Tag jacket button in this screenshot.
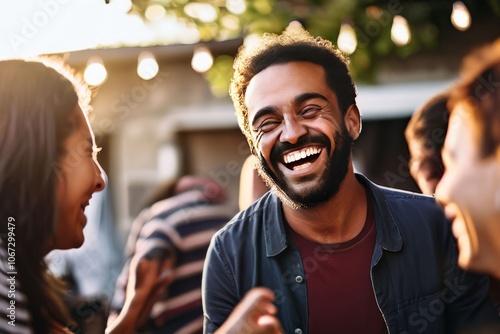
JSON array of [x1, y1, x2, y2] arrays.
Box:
[[294, 328, 303, 334], [295, 275, 303, 283]]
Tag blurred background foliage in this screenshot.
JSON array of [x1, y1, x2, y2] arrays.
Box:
[[130, 0, 500, 97]]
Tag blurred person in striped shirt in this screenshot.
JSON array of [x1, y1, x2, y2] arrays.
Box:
[[109, 175, 233, 334]]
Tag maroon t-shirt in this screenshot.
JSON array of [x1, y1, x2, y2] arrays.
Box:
[[289, 196, 387, 334]]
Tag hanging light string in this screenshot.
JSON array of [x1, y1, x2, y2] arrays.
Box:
[[86, 1, 473, 83]]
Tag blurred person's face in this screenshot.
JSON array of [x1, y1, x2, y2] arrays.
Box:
[[435, 104, 500, 278], [53, 106, 106, 250], [245, 62, 358, 208], [408, 142, 443, 195]]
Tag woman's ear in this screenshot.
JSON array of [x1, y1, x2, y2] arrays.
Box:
[[344, 104, 362, 140]]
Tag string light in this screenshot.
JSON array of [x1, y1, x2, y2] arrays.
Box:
[[451, 1, 471, 31], [226, 0, 246, 15], [337, 22, 357, 55], [145, 4, 166, 22], [184, 2, 218, 23], [191, 46, 213, 73], [391, 15, 411, 46], [137, 51, 159, 80], [81, 4, 475, 88], [84, 56, 107, 86]]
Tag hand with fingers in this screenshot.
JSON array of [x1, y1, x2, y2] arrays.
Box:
[[216, 287, 284, 334], [105, 253, 175, 334]]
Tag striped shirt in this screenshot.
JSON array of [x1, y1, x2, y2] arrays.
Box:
[[111, 187, 233, 334]]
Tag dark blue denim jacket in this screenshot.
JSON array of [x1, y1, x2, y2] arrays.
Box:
[[202, 174, 498, 333]]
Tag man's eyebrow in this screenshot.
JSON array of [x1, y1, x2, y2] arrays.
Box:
[[250, 92, 328, 127], [293, 92, 328, 106]]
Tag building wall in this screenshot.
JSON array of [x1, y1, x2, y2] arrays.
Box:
[[71, 52, 243, 241]]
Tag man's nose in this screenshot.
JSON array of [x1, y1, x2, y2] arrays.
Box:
[[279, 116, 307, 144]]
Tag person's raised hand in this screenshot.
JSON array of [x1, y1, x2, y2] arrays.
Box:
[[216, 287, 284, 334], [106, 253, 175, 334], [126, 253, 175, 327]]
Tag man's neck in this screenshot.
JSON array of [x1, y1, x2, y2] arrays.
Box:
[[282, 171, 367, 244]]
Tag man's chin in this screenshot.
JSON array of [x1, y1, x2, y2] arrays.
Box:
[[257, 157, 338, 208], [273, 183, 332, 209]]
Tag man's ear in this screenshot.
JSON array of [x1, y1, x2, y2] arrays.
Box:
[[344, 104, 362, 140]]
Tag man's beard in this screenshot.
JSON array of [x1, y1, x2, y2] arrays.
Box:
[[256, 127, 353, 209]]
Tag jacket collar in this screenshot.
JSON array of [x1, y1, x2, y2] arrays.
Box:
[[262, 173, 403, 257], [262, 193, 289, 257], [356, 173, 403, 253]]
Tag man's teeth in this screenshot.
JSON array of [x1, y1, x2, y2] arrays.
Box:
[[283, 147, 321, 164], [293, 162, 311, 170]]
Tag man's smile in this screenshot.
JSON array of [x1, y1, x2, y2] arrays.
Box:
[[282, 145, 323, 170]]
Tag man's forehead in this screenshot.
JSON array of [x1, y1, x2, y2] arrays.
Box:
[[245, 62, 331, 112]]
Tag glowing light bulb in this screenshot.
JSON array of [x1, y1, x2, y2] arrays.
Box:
[[226, 0, 246, 15], [137, 51, 159, 80], [391, 15, 411, 46], [84, 56, 107, 86], [451, 1, 471, 31], [287, 20, 303, 31], [191, 46, 213, 73], [108, 0, 132, 13], [244, 33, 261, 47], [184, 3, 218, 23], [337, 22, 357, 55], [145, 4, 166, 22]]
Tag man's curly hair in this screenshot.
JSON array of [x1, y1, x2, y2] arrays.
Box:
[[229, 23, 357, 154]]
